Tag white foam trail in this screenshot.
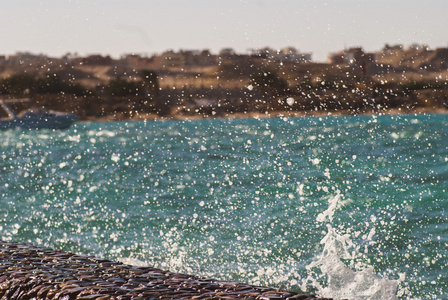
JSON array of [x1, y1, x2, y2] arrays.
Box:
[[316, 193, 349, 223], [304, 194, 401, 300], [118, 257, 149, 267]]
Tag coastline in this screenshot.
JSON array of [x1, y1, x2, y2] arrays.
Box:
[[81, 106, 448, 124], [0, 240, 330, 300]]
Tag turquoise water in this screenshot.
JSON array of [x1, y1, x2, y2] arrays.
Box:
[[1, 114, 448, 299]]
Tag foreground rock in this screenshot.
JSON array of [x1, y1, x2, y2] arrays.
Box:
[[0, 241, 330, 299]]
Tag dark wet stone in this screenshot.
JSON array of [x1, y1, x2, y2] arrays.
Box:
[[0, 240, 330, 300], [36, 285, 53, 298], [77, 294, 112, 300]]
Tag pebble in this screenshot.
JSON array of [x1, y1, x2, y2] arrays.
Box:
[[0, 240, 332, 299]]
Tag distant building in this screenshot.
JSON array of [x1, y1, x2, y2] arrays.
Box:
[[198, 49, 218, 66], [419, 47, 448, 70], [277, 47, 312, 62], [344, 47, 364, 64], [249, 47, 311, 62], [329, 47, 376, 65], [61, 53, 78, 65], [408, 43, 429, 51], [160, 49, 218, 68], [381, 44, 404, 56], [162, 50, 186, 67], [178, 49, 217, 66], [219, 48, 237, 61], [121, 54, 142, 67], [249, 47, 275, 59], [328, 47, 377, 76], [118, 53, 163, 69], [328, 50, 345, 64], [7, 52, 52, 66]]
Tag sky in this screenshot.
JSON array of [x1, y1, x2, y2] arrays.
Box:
[[2, 0, 448, 62]]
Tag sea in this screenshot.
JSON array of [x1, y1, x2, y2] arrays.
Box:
[[1, 113, 448, 299]]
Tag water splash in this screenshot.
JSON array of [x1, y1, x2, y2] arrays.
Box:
[[304, 193, 402, 300]]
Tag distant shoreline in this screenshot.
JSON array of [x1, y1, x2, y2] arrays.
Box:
[[2, 46, 448, 124], [80, 106, 448, 123]]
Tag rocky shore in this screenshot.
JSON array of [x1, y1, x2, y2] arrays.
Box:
[[0, 241, 330, 300]]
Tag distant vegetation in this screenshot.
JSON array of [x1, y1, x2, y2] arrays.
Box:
[[0, 73, 89, 96]]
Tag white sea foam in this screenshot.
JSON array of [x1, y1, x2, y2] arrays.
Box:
[[304, 194, 401, 300], [118, 257, 149, 267]]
